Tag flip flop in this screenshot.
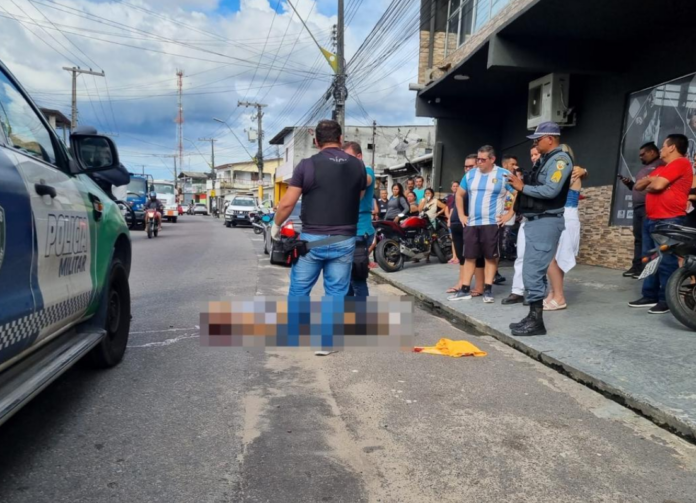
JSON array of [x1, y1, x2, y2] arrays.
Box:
[[471, 292, 483, 297], [446, 287, 460, 293], [544, 300, 567, 311]]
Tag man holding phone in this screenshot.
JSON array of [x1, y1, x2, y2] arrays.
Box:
[[619, 142, 664, 278]]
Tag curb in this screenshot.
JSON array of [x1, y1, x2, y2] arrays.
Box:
[[370, 269, 696, 443]]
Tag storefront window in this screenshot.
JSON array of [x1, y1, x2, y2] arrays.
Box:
[[612, 72, 696, 226]]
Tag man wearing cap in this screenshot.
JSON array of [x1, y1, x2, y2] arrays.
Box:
[[505, 122, 573, 336]]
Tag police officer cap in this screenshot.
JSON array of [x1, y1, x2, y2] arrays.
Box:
[[527, 121, 561, 140]]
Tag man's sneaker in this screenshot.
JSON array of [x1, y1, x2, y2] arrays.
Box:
[[493, 272, 506, 285], [628, 297, 658, 308], [623, 267, 639, 278], [502, 293, 524, 305], [648, 302, 670, 314], [448, 286, 471, 301], [483, 291, 494, 303]]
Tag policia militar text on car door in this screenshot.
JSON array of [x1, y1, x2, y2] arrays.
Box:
[[0, 60, 132, 426]]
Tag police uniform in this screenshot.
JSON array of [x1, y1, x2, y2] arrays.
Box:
[[511, 122, 573, 336]]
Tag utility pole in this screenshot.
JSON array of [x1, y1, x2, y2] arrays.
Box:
[[198, 137, 217, 211], [62, 67, 106, 132], [333, 0, 346, 132], [237, 101, 268, 202], [371, 119, 377, 167], [198, 138, 217, 173], [175, 70, 185, 183]]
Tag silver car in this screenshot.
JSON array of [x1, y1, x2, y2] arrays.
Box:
[[193, 203, 208, 215]]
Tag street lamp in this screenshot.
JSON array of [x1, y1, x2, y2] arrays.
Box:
[[213, 117, 264, 202]]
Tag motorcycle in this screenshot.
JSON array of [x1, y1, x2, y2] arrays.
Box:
[[252, 211, 274, 235], [146, 209, 159, 239], [374, 212, 453, 272], [641, 222, 696, 330]]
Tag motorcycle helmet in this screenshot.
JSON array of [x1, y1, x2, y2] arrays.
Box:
[[149, 191, 157, 201]]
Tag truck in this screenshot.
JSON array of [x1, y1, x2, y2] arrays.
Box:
[[125, 173, 153, 229], [152, 180, 179, 223]]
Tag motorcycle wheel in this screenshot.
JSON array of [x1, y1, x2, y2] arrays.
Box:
[[432, 242, 448, 264], [433, 230, 453, 264], [147, 223, 153, 239], [666, 266, 696, 331], [254, 225, 263, 235], [375, 238, 404, 273], [154, 228, 158, 237]]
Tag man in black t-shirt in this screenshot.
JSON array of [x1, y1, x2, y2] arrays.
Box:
[[272, 120, 367, 296]]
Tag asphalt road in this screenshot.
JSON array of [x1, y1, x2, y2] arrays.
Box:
[[0, 216, 695, 503]]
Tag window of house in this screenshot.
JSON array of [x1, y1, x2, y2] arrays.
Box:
[[367, 143, 374, 151], [445, 0, 475, 56], [445, 0, 510, 56]]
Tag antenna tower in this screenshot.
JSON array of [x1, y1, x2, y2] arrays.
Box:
[[175, 69, 184, 175]]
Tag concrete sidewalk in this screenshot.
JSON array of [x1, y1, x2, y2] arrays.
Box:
[[372, 262, 696, 441]]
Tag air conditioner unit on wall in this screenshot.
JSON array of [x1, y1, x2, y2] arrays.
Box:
[[527, 73, 571, 129]]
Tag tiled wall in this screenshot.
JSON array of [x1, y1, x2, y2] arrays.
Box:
[[577, 185, 634, 270]]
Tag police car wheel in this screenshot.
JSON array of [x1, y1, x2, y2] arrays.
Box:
[[87, 258, 131, 368]]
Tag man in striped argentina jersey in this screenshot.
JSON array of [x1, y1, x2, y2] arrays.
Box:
[[450, 145, 516, 303]]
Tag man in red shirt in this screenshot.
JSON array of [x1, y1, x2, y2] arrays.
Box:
[[628, 134, 693, 314]]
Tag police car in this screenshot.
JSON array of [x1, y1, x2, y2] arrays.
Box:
[[0, 61, 131, 426]]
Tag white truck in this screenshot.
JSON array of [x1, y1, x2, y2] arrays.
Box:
[[152, 180, 179, 223]]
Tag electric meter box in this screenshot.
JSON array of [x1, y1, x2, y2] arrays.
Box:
[[527, 73, 570, 129]]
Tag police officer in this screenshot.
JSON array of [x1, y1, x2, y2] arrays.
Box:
[[505, 122, 573, 336]]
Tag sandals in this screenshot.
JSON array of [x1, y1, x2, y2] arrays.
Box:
[[544, 299, 567, 311]]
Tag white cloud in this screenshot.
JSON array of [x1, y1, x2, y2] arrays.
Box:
[[0, 0, 426, 178]]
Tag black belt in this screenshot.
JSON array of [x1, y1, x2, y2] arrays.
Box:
[[525, 213, 564, 222]]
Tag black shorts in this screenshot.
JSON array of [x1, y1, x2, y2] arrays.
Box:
[[463, 224, 500, 260]]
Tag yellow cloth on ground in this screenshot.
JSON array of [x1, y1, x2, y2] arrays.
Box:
[[414, 338, 487, 358]]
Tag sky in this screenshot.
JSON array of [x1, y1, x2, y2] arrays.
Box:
[[0, 0, 428, 180]]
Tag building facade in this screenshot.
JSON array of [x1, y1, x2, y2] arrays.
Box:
[[214, 158, 280, 207], [269, 124, 436, 203], [416, 0, 696, 269], [178, 171, 209, 206]]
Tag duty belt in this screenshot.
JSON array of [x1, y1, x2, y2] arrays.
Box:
[[526, 213, 564, 222]]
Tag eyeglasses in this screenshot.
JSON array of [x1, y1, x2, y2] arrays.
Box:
[[476, 158, 489, 163]]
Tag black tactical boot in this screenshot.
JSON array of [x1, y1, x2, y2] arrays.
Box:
[[511, 301, 547, 336], [509, 310, 533, 330]]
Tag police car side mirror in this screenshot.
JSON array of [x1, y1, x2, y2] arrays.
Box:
[[70, 133, 120, 174]]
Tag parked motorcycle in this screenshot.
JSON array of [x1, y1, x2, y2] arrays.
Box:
[[374, 212, 452, 272], [641, 222, 696, 330], [146, 209, 159, 239]]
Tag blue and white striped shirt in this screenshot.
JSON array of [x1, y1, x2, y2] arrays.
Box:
[[460, 166, 513, 226]]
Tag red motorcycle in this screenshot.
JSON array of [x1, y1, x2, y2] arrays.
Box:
[[374, 212, 452, 272]]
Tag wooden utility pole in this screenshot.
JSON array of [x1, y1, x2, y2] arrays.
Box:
[[62, 67, 105, 131], [334, 0, 346, 132], [371, 120, 377, 167]]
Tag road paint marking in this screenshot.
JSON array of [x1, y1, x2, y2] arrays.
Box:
[[128, 334, 199, 348], [130, 327, 198, 335]]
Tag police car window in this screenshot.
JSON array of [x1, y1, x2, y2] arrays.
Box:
[[0, 71, 56, 165]]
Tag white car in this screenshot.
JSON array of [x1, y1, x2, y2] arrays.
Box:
[[193, 203, 208, 215], [225, 196, 258, 228]]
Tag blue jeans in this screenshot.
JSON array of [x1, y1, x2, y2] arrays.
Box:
[[348, 233, 374, 297], [289, 234, 357, 297], [641, 216, 683, 302]]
